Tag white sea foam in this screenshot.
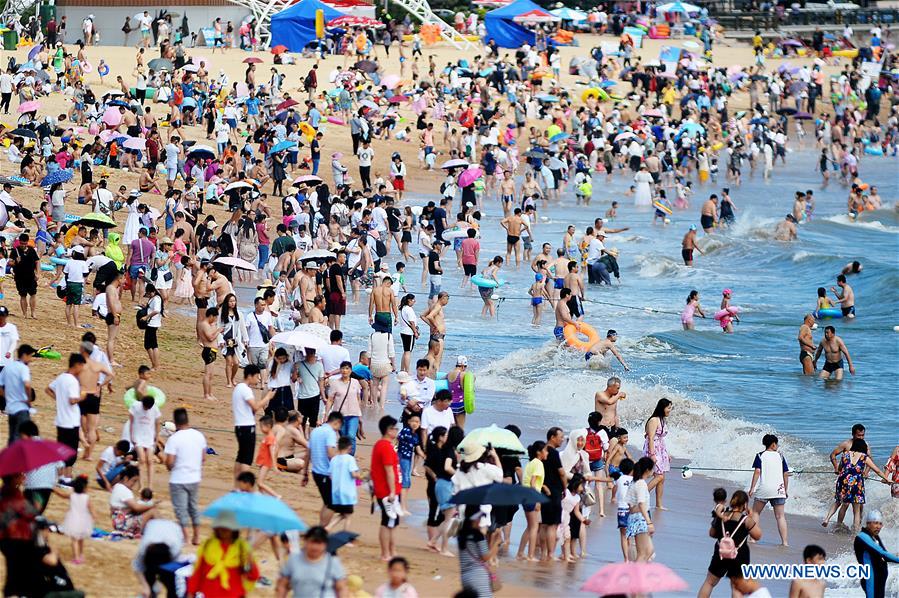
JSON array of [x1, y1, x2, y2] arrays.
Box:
[[822, 214, 899, 233]]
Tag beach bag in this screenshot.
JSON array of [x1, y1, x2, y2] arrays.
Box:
[[584, 429, 604, 463], [136, 306, 149, 330], [718, 517, 747, 560]]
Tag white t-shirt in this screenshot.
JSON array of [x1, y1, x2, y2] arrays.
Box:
[[615, 474, 633, 509], [586, 238, 605, 263], [398, 305, 417, 336], [626, 478, 650, 508], [110, 483, 135, 509], [371, 206, 388, 232], [231, 382, 256, 427], [164, 428, 207, 484], [164, 143, 179, 168], [421, 404, 454, 433], [98, 445, 124, 476], [63, 260, 90, 283], [357, 147, 374, 167], [368, 332, 395, 364], [51, 372, 81, 428], [87, 255, 113, 273], [147, 296, 163, 328], [752, 450, 789, 499], [318, 343, 350, 378], [267, 359, 293, 389], [0, 322, 19, 366], [129, 402, 161, 448], [245, 309, 273, 348], [139, 15, 152, 31]]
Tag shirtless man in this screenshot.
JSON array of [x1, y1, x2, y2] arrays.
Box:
[[593, 218, 629, 235], [700, 195, 719, 233], [369, 276, 398, 332], [797, 314, 817, 375], [78, 341, 114, 461], [197, 307, 223, 401], [840, 260, 863, 276], [830, 274, 855, 318], [500, 208, 528, 267], [813, 325, 855, 381], [775, 214, 798, 241], [791, 192, 806, 224], [275, 411, 307, 473], [553, 288, 580, 342], [563, 261, 585, 313], [499, 171, 516, 217], [594, 376, 627, 427], [420, 291, 449, 372], [122, 108, 138, 136], [104, 272, 123, 367], [681, 224, 703, 266], [548, 249, 570, 304], [192, 261, 213, 322], [307, 296, 327, 325], [562, 225, 579, 261], [210, 268, 233, 306], [585, 330, 630, 370], [295, 263, 318, 322], [788, 545, 827, 598]]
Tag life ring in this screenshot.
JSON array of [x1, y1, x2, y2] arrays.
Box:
[[299, 122, 315, 140], [863, 146, 883, 156], [123, 385, 167, 409], [581, 87, 601, 102], [81, 61, 93, 73], [40, 263, 55, 272], [814, 308, 843, 320], [653, 201, 672, 215], [462, 372, 476, 414], [470, 275, 504, 289], [713, 306, 741, 320], [98, 63, 110, 77], [49, 256, 69, 266], [563, 323, 599, 352], [327, 116, 345, 126]]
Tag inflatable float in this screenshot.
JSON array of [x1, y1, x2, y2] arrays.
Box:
[[471, 275, 505, 288], [326, 116, 345, 126], [814, 308, 843, 319], [463, 372, 475, 414], [863, 145, 883, 156], [713, 306, 741, 320], [563, 323, 599, 352], [35, 346, 62, 360], [653, 201, 673, 215], [831, 48, 858, 58], [123, 385, 167, 409]]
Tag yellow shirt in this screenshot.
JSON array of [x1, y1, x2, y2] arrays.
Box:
[[522, 458, 545, 490], [752, 35, 762, 48], [662, 87, 676, 106]]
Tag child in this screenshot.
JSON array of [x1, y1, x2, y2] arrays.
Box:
[[255, 415, 280, 498], [138, 487, 155, 508], [681, 290, 706, 331], [95, 439, 133, 490], [709, 157, 719, 183], [376, 557, 417, 598], [516, 440, 547, 562], [397, 413, 424, 515], [560, 474, 588, 562], [129, 394, 161, 490], [711, 487, 728, 523], [236, 471, 257, 492], [528, 274, 549, 326], [613, 458, 634, 561], [172, 255, 193, 304], [397, 372, 421, 418], [61, 475, 95, 565], [719, 288, 740, 333], [605, 201, 619, 221], [395, 262, 407, 294], [395, 127, 411, 142], [816, 287, 832, 311], [328, 436, 361, 532], [605, 428, 633, 502], [674, 178, 692, 209], [653, 190, 671, 224]]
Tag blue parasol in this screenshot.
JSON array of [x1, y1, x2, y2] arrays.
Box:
[[268, 140, 297, 156], [204, 492, 307, 534], [40, 169, 74, 187]]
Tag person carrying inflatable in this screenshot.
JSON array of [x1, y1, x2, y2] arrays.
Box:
[[554, 288, 582, 342]]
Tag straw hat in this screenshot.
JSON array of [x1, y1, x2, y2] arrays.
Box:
[[461, 443, 487, 463], [159, 236, 173, 245], [211, 510, 241, 531]]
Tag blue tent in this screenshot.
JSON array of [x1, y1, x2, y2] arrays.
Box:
[[484, 0, 544, 49], [270, 0, 345, 52]]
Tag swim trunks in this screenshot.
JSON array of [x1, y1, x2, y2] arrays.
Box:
[[531, 297, 543, 306], [195, 296, 209, 309], [105, 312, 117, 326], [506, 235, 520, 245], [841, 306, 855, 317], [799, 350, 813, 365], [553, 326, 565, 341], [823, 360, 844, 373], [501, 194, 513, 203], [201, 347, 218, 365], [430, 333, 445, 343], [700, 215, 714, 230], [617, 507, 629, 529], [682, 248, 693, 263], [373, 311, 392, 332], [584, 352, 595, 362], [554, 278, 564, 289]]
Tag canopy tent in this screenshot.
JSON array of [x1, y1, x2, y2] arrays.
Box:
[[270, 0, 346, 52], [484, 0, 551, 49]]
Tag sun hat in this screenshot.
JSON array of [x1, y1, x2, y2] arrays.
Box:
[[211, 510, 241, 531]]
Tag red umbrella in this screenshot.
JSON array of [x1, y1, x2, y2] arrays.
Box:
[[270, 45, 288, 55], [243, 57, 263, 64], [0, 439, 76, 476], [277, 99, 299, 111]]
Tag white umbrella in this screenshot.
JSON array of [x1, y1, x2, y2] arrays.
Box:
[[441, 158, 469, 169], [182, 63, 199, 73], [657, 1, 701, 13], [294, 323, 332, 341], [614, 132, 637, 143], [225, 181, 254, 192], [213, 256, 257, 271], [270, 330, 327, 351], [301, 248, 336, 260]]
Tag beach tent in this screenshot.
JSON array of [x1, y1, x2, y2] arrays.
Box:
[[270, 0, 345, 52], [484, 0, 552, 48]]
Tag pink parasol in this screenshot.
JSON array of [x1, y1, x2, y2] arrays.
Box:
[[458, 166, 483, 188], [642, 108, 666, 118], [328, 15, 384, 28], [581, 562, 688, 596], [101, 107, 123, 126], [99, 129, 126, 143], [0, 439, 76, 476], [381, 74, 401, 89], [123, 137, 146, 150], [17, 100, 41, 114]]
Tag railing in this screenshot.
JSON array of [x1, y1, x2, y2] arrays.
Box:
[[712, 8, 898, 31]]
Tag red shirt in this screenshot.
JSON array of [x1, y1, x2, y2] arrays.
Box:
[[460, 238, 479, 266], [370, 438, 399, 499]]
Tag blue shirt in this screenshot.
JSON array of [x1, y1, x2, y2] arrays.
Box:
[[397, 426, 419, 460], [0, 360, 31, 415], [329, 453, 359, 506], [245, 97, 260, 115], [309, 108, 322, 129], [310, 425, 338, 475]]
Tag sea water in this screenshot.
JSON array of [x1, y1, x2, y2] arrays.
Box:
[[337, 148, 898, 526]]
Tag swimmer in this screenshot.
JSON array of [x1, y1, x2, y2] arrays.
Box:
[[605, 201, 619, 220], [681, 290, 706, 330], [788, 545, 827, 598], [719, 289, 740, 333], [594, 376, 626, 427], [700, 195, 718, 233], [829, 274, 855, 318], [528, 274, 549, 326], [798, 314, 817, 375], [774, 213, 798, 242], [816, 287, 832, 311], [813, 325, 855, 381], [681, 225, 703, 267], [840, 260, 863, 276], [553, 288, 580, 342], [585, 330, 630, 371]]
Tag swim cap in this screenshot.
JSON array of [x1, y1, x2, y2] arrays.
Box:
[[722, 288, 732, 296], [689, 224, 697, 231], [535, 274, 544, 281], [865, 510, 883, 523]]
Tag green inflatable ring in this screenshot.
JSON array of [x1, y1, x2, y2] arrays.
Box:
[[463, 372, 476, 415], [123, 385, 167, 409], [36, 348, 62, 360]]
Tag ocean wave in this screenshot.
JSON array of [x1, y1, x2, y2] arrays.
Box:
[[633, 254, 698, 279], [821, 214, 899, 234]]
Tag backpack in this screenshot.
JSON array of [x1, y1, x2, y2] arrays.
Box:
[[718, 517, 747, 560], [375, 238, 388, 258], [584, 429, 604, 463], [136, 306, 149, 330]]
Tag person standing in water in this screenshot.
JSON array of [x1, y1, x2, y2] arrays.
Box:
[[584, 330, 630, 370], [700, 195, 718, 233], [814, 325, 855, 381], [681, 225, 703, 266], [798, 314, 817, 375], [830, 274, 856, 318], [682, 290, 706, 330]]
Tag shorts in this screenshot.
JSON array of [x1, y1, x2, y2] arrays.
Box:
[[65, 282, 83, 306], [523, 503, 537, 513], [56, 426, 80, 467], [297, 395, 321, 427], [331, 504, 354, 515], [682, 248, 694, 263], [234, 425, 256, 465], [453, 238, 463, 252], [553, 326, 565, 341], [584, 351, 595, 362], [823, 360, 844, 373], [626, 511, 648, 537], [248, 346, 268, 369], [312, 472, 332, 508], [401, 231, 412, 243], [327, 291, 346, 316], [701, 215, 714, 230], [393, 177, 405, 191], [400, 333, 415, 353], [462, 264, 476, 277], [377, 497, 400, 527], [478, 286, 493, 301], [435, 478, 454, 511], [428, 278, 441, 299], [506, 235, 520, 246], [501, 194, 513, 204], [523, 238, 533, 251], [195, 297, 209, 309], [841, 305, 855, 317], [79, 393, 101, 415], [554, 278, 564, 289], [166, 167, 177, 181], [129, 265, 146, 280], [708, 552, 748, 579], [540, 496, 562, 525], [15, 277, 37, 297], [144, 327, 159, 350], [617, 507, 629, 529], [590, 459, 605, 472], [201, 347, 218, 365], [450, 400, 465, 416], [754, 496, 786, 507]]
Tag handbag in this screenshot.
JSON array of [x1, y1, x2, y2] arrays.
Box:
[[252, 313, 271, 344], [136, 306, 149, 329], [581, 488, 597, 507]]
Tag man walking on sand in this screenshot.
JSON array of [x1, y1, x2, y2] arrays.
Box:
[[369, 276, 398, 333], [197, 307, 223, 401], [164, 408, 207, 545], [371, 415, 401, 561]]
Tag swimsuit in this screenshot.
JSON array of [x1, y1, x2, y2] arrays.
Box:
[[553, 326, 565, 341], [841, 305, 855, 317], [506, 235, 520, 245], [531, 297, 542, 306], [373, 311, 392, 332], [584, 351, 595, 362], [700, 214, 715, 229], [501, 194, 513, 203], [799, 350, 814, 365], [554, 278, 564, 289], [823, 359, 844, 373], [430, 333, 445, 342]]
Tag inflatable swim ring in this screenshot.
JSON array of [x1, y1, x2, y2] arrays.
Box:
[[864, 146, 883, 156], [98, 63, 110, 77], [832, 48, 858, 58], [470, 275, 504, 289], [581, 88, 601, 102], [326, 116, 345, 126], [35, 347, 62, 360], [40, 263, 55, 271], [49, 256, 69, 266], [81, 61, 93, 73], [463, 372, 476, 414], [653, 201, 672, 215], [563, 323, 599, 352], [713, 306, 741, 320], [123, 385, 167, 409], [814, 308, 843, 319]]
